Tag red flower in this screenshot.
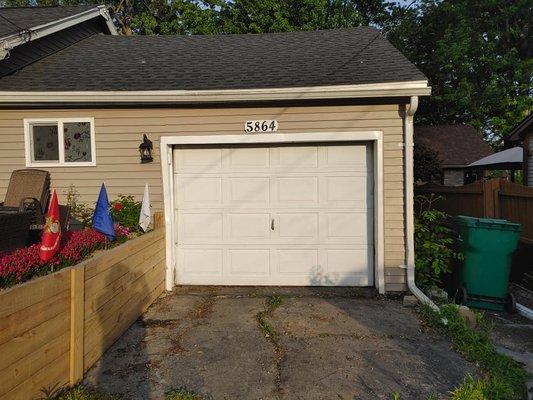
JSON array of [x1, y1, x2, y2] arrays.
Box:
[[0, 225, 129, 288], [113, 203, 123, 212]]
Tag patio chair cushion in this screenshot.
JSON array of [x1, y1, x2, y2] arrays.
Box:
[[3, 169, 50, 212]]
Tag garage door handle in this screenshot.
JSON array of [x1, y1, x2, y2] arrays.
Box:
[[271, 218, 275, 230]]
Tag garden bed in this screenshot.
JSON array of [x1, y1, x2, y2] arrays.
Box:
[[0, 226, 165, 400]]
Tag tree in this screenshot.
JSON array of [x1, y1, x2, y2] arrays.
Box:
[[414, 142, 442, 184], [216, 0, 395, 34], [388, 0, 532, 145]]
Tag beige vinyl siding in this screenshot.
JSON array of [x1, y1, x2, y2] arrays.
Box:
[[0, 103, 407, 291]]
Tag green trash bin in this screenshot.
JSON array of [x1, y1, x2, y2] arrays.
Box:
[[454, 215, 521, 312]]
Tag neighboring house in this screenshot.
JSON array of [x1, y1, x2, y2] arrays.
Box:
[[415, 124, 493, 186], [508, 113, 533, 186], [0, 6, 431, 293]]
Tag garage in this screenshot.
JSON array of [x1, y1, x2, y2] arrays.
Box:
[[167, 133, 381, 287]]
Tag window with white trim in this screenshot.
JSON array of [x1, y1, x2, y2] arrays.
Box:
[[24, 118, 96, 167]]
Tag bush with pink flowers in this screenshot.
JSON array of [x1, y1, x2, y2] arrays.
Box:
[[0, 225, 131, 289]]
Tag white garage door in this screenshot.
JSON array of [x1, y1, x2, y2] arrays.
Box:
[[173, 143, 374, 286]]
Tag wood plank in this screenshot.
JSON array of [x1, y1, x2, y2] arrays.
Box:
[[0, 269, 70, 319], [70, 268, 84, 384], [84, 257, 165, 336], [0, 350, 69, 400], [0, 310, 69, 372], [85, 246, 165, 319], [0, 289, 69, 346], [83, 229, 164, 280], [85, 242, 165, 310], [84, 279, 164, 371], [85, 239, 164, 300], [0, 332, 69, 396], [84, 261, 164, 353]]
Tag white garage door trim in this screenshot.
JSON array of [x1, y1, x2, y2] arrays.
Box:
[[161, 131, 385, 293]]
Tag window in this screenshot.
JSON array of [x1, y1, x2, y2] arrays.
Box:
[[24, 118, 96, 167]]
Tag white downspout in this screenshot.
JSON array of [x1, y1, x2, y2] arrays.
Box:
[[404, 96, 439, 311]]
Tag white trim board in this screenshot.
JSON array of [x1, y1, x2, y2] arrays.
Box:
[[160, 131, 385, 294], [0, 81, 431, 104], [0, 6, 117, 59]]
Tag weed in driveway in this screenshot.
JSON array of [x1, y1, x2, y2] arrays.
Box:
[[256, 295, 286, 395], [420, 303, 527, 399], [268, 295, 284, 308], [166, 387, 210, 400], [40, 385, 118, 400]]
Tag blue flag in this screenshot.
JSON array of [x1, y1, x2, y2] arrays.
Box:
[[92, 183, 116, 241]]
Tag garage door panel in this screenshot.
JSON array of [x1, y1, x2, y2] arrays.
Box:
[[276, 177, 318, 204], [179, 213, 223, 241], [324, 144, 370, 169], [323, 176, 372, 206], [326, 248, 372, 274], [180, 249, 223, 275], [228, 147, 270, 169], [277, 146, 319, 168], [174, 147, 223, 172], [324, 212, 372, 242], [177, 177, 222, 206], [277, 213, 318, 239], [229, 177, 270, 204], [229, 249, 270, 275], [277, 249, 319, 275], [228, 213, 271, 239]]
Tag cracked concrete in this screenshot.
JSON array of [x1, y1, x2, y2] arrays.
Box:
[[83, 287, 475, 399]]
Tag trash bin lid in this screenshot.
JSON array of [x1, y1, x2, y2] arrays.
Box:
[[455, 215, 521, 231]]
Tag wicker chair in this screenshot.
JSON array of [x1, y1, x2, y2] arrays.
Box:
[[0, 169, 51, 230], [0, 210, 32, 253]]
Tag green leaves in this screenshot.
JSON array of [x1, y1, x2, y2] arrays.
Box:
[[421, 304, 527, 400], [388, 0, 532, 145], [414, 195, 461, 290]]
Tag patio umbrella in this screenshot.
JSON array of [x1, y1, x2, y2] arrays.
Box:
[[466, 147, 523, 171]]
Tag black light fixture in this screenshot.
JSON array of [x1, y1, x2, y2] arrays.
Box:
[[139, 134, 153, 163]]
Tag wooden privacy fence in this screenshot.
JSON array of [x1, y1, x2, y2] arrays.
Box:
[[416, 179, 533, 244], [0, 224, 166, 400]]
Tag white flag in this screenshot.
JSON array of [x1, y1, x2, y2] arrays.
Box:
[[139, 183, 151, 232]]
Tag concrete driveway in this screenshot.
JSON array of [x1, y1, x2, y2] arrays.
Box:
[[84, 287, 474, 399]]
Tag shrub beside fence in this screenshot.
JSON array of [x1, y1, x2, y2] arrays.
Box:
[[416, 179, 533, 243], [0, 222, 165, 400]]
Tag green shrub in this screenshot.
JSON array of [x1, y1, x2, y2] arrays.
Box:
[[414, 195, 462, 289], [420, 304, 527, 400], [450, 375, 486, 400], [110, 194, 142, 231]]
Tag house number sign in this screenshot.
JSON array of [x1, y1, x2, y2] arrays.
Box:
[[244, 120, 278, 133]]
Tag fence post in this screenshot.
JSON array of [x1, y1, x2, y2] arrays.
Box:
[[493, 180, 501, 219], [482, 179, 501, 218], [153, 211, 164, 229], [70, 267, 85, 384]]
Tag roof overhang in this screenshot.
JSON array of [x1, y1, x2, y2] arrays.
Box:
[[465, 147, 523, 171], [0, 80, 431, 105], [0, 5, 117, 59]]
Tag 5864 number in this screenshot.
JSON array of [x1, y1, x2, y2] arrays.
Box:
[[244, 120, 278, 133]]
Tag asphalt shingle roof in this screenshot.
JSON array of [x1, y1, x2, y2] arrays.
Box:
[[415, 124, 494, 167], [0, 27, 427, 92], [0, 5, 96, 38]]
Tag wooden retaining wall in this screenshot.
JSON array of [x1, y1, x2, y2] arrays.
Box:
[[0, 227, 166, 400]]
